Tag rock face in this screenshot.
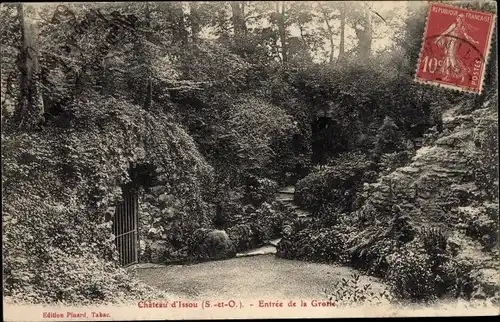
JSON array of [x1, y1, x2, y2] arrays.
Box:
[[358, 107, 494, 220], [356, 104, 499, 296]]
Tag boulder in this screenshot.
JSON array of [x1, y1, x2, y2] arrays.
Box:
[[190, 229, 236, 261]]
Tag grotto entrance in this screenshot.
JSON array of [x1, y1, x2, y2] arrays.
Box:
[[112, 163, 157, 267], [311, 117, 347, 165]]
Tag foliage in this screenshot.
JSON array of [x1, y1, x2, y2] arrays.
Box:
[[3, 0, 498, 305], [2, 94, 213, 303], [458, 204, 499, 250], [226, 201, 297, 253], [187, 229, 236, 261], [244, 176, 278, 206], [226, 224, 254, 253], [295, 152, 373, 211], [277, 227, 347, 263], [472, 119, 499, 201], [324, 273, 395, 307], [385, 243, 438, 303]]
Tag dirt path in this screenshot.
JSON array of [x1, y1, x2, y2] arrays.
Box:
[[130, 185, 387, 301], [130, 255, 386, 301]]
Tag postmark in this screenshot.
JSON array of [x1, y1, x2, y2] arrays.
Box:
[[415, 3, 496, 94]]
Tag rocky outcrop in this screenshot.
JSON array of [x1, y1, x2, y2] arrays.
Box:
[[358, 106, 495, 220], [356, 103, 499, 297]]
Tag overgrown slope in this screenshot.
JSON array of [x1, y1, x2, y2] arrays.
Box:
[[353, 100, 499, 298], [2, 94, 214, 304], [278, 98, 499, 303]]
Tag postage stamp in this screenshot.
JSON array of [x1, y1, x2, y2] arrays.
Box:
[[415, 3, 496, 94]]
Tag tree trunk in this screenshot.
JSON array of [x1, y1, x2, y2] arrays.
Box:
[[321, 11, 335, 64], [230, 2, 246, 37], [355, 15, 372, 60], [172, 3, 188, 45], [143, 2, 152, 111], [13, 3, 44, 129], [190, 1, 201, 41], [276, 1, 287, 63], [338, 6, 346, 61]]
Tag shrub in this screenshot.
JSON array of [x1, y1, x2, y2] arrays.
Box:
[[467, 205, 498, 250], [421, 227, 448, 262], [385, 245, 437, 302], [384, 228, 484, 302], [213, 200, 246, 229], [249, 202, 288, 245], [439, 258, 477, 300], [347, 236, 402, 278], [187, 229, 236, 261], [245, 176, 278, 206], [371, 116, 407, 162], [324, 273, 395, 307], [312, 203, 344, 227], [227, 224, 254, 252], [457, 204, 498, 249], [295, 152, 372, 212], [277, 227, 346, 263]]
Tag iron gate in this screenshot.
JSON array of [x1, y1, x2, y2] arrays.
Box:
[[113, 184, 139, 267]]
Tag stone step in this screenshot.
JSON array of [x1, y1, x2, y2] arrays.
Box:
[[399, 166, 420, 174], [267, 238, 281, 247], [236, 245, 277, 258], [277, 186, 295, 194], [296, 209, 311, 217], [276, 193, 294, 202]]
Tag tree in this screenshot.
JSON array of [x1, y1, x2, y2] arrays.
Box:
[[274, 1, 287, 63], [316, 1, 346, 63], [347, 2, 373, 60], [12, 3, 44, 130], [189, 1, 201, 41], [230, 1, 247, 37]]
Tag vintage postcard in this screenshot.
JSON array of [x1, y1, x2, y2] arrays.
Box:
[[2, 1, 498, 321]]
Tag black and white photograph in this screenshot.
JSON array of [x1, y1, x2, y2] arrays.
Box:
[[2, 1, 498, 320]]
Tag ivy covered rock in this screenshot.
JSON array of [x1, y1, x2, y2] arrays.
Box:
[[188, 229, 236, 261], [2, 95, 214, 303]]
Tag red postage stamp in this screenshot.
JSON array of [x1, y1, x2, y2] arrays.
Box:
[[415, 3, 496, 94]]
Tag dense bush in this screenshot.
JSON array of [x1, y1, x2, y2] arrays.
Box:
[[225, 201, 298, 253], [313, 203, 343, 227], [244, 176, 278, 206], [277, 227, 347, 263], [226, 224, 254, 253], [213, 199, 247, 229], [371, 116, 408, 161], [384, 227, 483, 302], [458, 204, 499, 250], [385, 244, 438, 303], [295, 152, 372, 211], [187, 228, 236, 261]]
